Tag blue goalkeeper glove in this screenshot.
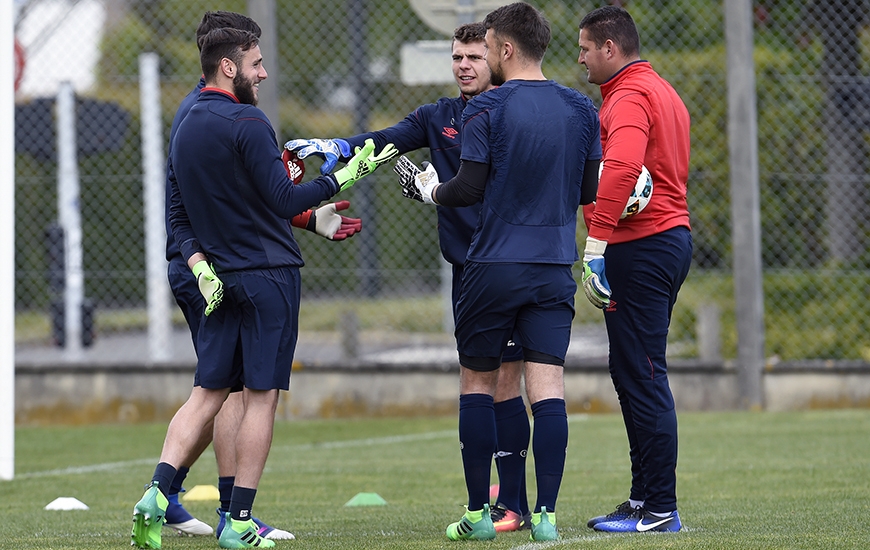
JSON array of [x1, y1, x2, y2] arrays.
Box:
[[284, 138, 352, 174], [332, 138, 398, 191], [192, 261, 223, 316], [581, 236, 611, 309]]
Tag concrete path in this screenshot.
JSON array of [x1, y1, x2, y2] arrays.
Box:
[[15, 325, 611, 369]]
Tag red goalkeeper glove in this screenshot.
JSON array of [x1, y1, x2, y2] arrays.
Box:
[[311, 201, 361, 240], [290, 201, 362, 241], [282, 148, 361, 240], [282, 149, 305, 184]]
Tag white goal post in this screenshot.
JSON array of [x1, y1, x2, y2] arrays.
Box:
[[2, 0, 17, 481]]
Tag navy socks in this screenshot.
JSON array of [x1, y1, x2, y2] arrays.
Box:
[[531, 398, 567, 513], [459, 393, 496, 510], [151, 462, 177, 498], [494, 396, 530, 515]]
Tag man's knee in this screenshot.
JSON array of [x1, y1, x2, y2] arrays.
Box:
[[494, 360, 524, 402]]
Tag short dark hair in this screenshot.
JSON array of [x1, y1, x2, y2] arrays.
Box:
[[196, 11, 261, 51], [453, 22, 486, 45], [483, 2, 550, 63], [578, 6, 640, 57], [200, 28, 259, 82]]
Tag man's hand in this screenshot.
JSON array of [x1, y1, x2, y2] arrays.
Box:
[[581, 236, 611, 309], [309, 200, 362, 241], [192, 261, 223, 316], [414, 162, 441, 205], [332, 139, 399, 191], [394, 155, 425, 202], [283, 138, 352, 174]]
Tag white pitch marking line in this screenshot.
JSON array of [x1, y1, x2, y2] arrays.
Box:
[[16, 458, 157, 479], [507, 533, 610, 550]]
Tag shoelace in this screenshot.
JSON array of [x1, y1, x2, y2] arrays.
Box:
[[490, 505, 510, 521], [606, 502, 638, 519], [625, 507, 647, 520]]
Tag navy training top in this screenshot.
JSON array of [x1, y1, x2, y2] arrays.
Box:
[[344, 95, 480, 266], [460, 80, 601, 264], [165, 77, 205, 262], [169, 88, 339, 272]]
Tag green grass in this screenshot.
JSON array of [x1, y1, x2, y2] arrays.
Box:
[[3, 410, 870, 548]]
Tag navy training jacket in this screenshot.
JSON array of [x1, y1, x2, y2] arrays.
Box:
[[169, 88, 339, 272]]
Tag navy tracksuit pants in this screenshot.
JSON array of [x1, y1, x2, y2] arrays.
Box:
[[602, 226, 692, 513]]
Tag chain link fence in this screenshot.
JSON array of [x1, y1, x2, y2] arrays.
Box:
[[13, 0, 870, 364]]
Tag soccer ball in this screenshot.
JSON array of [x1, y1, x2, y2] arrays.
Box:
[[598, 162, 653, 219]]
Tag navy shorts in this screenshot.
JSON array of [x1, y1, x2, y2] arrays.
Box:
[[169, 257, 244, 392], [168, 257, 203, 347], [454, 262, 576, 371], [452, 263, 524, 363], [194, 266, 301, 391]]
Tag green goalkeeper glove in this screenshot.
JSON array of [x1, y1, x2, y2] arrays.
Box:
[[332, 138, 398, 191], [192, 261, 223, 316]]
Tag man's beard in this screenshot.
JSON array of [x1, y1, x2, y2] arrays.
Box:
[[489, 61, 505, 86], [233, 73, 258, 105]]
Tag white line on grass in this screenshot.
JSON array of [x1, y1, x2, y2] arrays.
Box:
[[16, 414, 591, 479], [272, 415, 588, 453], [507, 533, 607, 549], [270, 429, 456, 453], [16, 458, 157, 479]]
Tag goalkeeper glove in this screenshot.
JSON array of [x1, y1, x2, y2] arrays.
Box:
[[414, 162, 441, 205], [394, 155, 425, 202], [191, 261, 224, 316], [581, 236, 611, 309], [284, 138, 352, 174], [332, 138, 399, 191], [281, 148, 305, 184], [308, 200, 362, 241]]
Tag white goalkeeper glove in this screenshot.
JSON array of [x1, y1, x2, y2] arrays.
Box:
[[394, 155, 425, 202], [414, 162, 441, 205]]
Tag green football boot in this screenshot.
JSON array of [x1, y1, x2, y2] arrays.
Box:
[[217, 513, 276, 548], [131, 481, 169, 549], [529, 507, 558, 541], [446, 503, 496, 541]]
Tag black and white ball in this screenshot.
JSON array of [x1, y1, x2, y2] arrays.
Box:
[[599, 162, 653, 219]]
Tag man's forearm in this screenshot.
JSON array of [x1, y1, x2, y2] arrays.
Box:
[[433, 160, 489, 206]]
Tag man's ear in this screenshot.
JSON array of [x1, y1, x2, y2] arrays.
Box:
[[502, 40, 514, 61], [220, 57, 236, 79], [603, 39, 616, 58]]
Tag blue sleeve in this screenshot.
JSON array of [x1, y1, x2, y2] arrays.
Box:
[[167, 154, 202, 262], [344, 105, 433, 156], [589, 115, 602, 160], [459, 108, 490, 164], [234, 112, 339, 219]]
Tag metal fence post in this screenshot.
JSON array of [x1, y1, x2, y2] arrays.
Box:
[[725, 0, 765, 410], [139, 52, 171, 363]]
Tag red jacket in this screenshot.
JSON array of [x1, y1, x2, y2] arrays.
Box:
[[585, 61, 691, 244]]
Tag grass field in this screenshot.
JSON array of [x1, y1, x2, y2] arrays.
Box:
[[2, 410, 869, 549]]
